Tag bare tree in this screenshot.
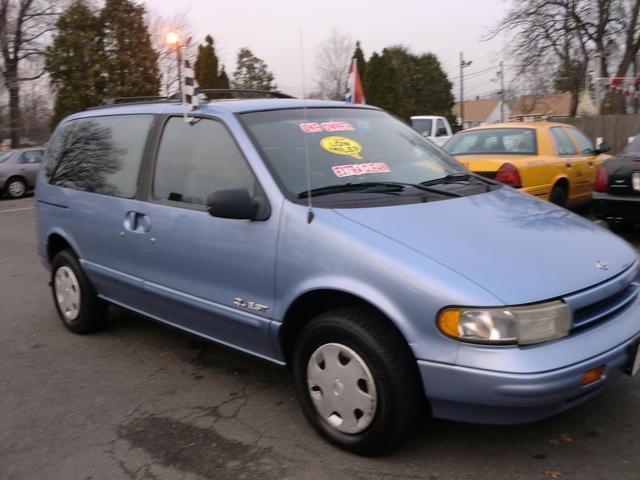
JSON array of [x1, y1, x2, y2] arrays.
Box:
[[495, 0, 640, 114], [0, 0, 60, 147], [490, 0, 589, 116], [508, 62, 557, 116], [313, 28, 353, 100], [20, 75, 50, 144]]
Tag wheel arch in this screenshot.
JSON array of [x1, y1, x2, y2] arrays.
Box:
[[551, 175, 570, 190], [46, 231, 81, 265], [278, 287, 414, 366]]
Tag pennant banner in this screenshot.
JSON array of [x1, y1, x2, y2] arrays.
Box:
[[598, 76, 640, 98]]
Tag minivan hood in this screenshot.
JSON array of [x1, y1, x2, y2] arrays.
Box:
[[335, 187, 637, 305]]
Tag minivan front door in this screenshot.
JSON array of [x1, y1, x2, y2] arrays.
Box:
[[135, 116, 279, 360]]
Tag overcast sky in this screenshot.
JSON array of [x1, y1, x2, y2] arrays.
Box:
[[144, 0, 510, 100]]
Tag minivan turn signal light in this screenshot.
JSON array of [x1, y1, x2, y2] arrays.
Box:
[[581, 366, 605, 385], [437, 300, 571, 345]]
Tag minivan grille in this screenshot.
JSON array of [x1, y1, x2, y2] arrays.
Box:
[[572, 284, 639, 331]]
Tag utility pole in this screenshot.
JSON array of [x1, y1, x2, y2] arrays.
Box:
[[459, 52, 472, 129], [498, 61, 506, 122]]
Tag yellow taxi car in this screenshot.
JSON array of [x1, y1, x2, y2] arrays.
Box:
[[443, 121, 610, 206]]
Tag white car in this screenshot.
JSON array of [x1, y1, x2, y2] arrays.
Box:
[[410, 116, 452, 147]]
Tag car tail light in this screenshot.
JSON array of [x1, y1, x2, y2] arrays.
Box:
[[494, 163, 522, 188], [594, 165, 609, 192]]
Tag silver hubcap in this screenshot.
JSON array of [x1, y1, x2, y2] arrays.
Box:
[[54, 266, 81, 321], [7, 180, 25, 197], [306, 343, 377, 434]]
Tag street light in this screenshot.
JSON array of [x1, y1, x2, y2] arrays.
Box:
[[166, 31, 179, 46], [166, 31, 182, 96]]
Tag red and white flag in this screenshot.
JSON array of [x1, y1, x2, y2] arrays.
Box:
[[346, 59, 366, 104]]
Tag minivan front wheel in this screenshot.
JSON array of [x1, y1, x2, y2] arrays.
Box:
[[292, 308, 423, 455], [51, 250, 106, 334]]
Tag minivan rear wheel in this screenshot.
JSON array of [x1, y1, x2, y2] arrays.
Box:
[[51, 250, 107, 334], [292, 308, 423, 455]]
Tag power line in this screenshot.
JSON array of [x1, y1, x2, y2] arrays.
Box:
[[450, 64, 499, 81]]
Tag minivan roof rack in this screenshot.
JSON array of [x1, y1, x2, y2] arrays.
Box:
[[102, 96, 177, 105], [88, 89, 295, 111], [197, 89, 295, 99]]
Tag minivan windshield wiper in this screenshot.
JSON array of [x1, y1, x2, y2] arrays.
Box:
[[420, 173, 473, 186], [297, 181, 464, 199]]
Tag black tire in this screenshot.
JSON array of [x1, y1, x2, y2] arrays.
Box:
[[292, 307, 423, 456], [549, 183, 568, 207], [4, 177, 27, 199], [50, 249, 107, 334]]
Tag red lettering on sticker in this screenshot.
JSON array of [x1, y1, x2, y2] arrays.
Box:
[[332, 162, 390, 178], [321, 121, 355, 132], [299, 122, 323, 133], [300, 121, 355, 133]]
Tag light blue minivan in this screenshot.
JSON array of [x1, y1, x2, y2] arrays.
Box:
[[36, 93, 640, 455]]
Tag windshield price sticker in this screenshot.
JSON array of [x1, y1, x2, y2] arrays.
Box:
[[299, 122, 355, 134], [320, 136, 363, 160], [332, 162, 391, 178]]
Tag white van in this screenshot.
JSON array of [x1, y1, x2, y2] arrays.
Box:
[[410, 115, 452, 146]]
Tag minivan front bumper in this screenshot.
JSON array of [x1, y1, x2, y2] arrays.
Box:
[[418, 333, 638, 424]]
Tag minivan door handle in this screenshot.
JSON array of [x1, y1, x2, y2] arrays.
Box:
[[124, 211, 151, 233]]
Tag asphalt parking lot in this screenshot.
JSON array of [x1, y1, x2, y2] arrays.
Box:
[[1, 196, 639, 480]]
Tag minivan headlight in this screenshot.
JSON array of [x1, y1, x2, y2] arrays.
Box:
[[437, 300, 571, 345]]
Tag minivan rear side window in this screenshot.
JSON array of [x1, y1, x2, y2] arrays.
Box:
[[152, 117, 257, 206], [43, 115, 153, 198]]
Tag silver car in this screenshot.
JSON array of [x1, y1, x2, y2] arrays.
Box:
[[0, 148, 44, 198]]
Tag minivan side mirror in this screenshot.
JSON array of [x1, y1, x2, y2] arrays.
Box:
[[595, 143, 611, 155], [206, 188, 258, 220]]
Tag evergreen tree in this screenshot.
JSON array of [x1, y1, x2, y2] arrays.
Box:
[[232, 48, 277, 91], [352, 41, 367, 83], [364, 46, 453, 121], [364, 52, 404, 118], [219, 67, 230, 90], [195, 35, 220, 89], [45, 0, 104, 126], [100, 0, 160, 99], [412, 53, 454, 120]]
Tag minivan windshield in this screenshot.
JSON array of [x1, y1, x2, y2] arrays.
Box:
[[0, 151, 11, 164], [622, 135, 640, 157], [241, 108, 468, 200], [444, 128, 537, 156]]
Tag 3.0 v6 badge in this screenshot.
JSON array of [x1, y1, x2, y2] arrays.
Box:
[[233, 298, 269, 312]]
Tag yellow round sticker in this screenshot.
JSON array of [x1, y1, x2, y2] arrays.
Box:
[[320, 136, 363, 160]]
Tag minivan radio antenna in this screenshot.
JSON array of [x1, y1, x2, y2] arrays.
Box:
[[299, 27, 314, 224]]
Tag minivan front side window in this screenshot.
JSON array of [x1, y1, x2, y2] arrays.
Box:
[[43, 115, 153, 198], [152, 117, 258, 206]]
